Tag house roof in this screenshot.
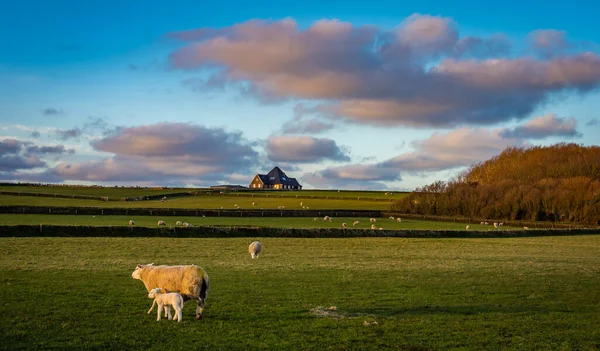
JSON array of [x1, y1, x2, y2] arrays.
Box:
[[256, 166, 301, 187]]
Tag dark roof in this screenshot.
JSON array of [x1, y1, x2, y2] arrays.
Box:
[[256, 166, 301, 187]]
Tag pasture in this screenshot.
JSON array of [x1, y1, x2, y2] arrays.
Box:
[[1, 236, 599, 350], [0, 214, 515, 231], [0, 194, 391, 210]]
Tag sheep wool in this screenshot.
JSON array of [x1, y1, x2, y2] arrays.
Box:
[[132, 264, 210, 320], [249, 241, 262, 259]]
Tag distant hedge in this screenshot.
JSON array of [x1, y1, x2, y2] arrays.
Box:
[[1, 225, 597, 238], [0, 205, 382, 218]]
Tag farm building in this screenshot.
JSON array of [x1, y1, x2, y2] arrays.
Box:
[[249, 166, 302, 190]]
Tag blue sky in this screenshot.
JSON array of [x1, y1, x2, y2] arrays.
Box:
[[1, 0, 599, 190]]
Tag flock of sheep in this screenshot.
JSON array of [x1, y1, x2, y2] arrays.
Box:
[[131, 241, 262, 323]]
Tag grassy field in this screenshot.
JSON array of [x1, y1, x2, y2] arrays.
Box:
[[0, 185, 191, 198], [1, 236, 599, 350], [0, 214, 517, 231], [0, 194, 391, 210]]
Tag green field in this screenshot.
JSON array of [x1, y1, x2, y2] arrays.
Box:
[[0, 185, 191, 198], [0, 214, 517, 231], [0, 194, 391, 210], [1, 236, 599, 350]]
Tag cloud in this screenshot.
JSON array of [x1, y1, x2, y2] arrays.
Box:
[[168, 16, 600, 128], [281, 116, 335, 134], [0, 139, 46, 172], [25, 144, 75, 155], [265, 135, 350, 163], [43, 108, 64, 116], [499, 114, 582, 139], [55, 128, 82, 140], [586, 118, 598, 126], [29, 122, 260, 183], [528, 30, 569, 57], [30, 130, 41, 138]]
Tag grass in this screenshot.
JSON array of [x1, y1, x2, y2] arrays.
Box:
[[1, 236, 599, 350], [0, 185, 191, 198], [0, 214, 518, 231], [0, 194, 391, 210]]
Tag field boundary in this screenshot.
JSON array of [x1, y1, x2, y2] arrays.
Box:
[[1, 225, 597, 238], [0, 205, 381, 218]]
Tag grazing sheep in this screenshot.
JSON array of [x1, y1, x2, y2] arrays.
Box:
[[493, 222, 499, 229], [323, 216, 330, 221], [369, 218, 377, 223], [182, 222, 193, 227], [175, 221, 182, 226], [132, 264, 210, 320], [252, 202, 257, 206], [480, 221, 485, 225], [371, 224, 377, 230], [249, 241, 262, 259], [313, 217, 318, 221], [129, 220, 135, 226], [523, 226, 529, 230], [466, 225, 470, 230], [148, 288, 184, 322], [396, 218, 402, 223], [353, 221, 360, 226], [157, 220, 167, 226], [300, 202, 303, 207], [499, 222, 504, 226], [389, 216, 395, 220], [342, 223, 347, 229]]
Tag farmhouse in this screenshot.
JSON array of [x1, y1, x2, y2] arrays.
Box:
[[249, 166, 302, 190]]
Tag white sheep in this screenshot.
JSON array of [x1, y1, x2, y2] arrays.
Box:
[[523, 226, 529, 230], [175, 221, 182, 226], [353, 221, 360, 226], [466, 225, 470, 230], [499, 222, 504, 226], [129, 220, 135, 226], [480, 221, 485, 225], [183, 222, 193, 227], [389, 216, 395, 220], [369, 218, 377, 223], [300, 202, 303, 207], [371, 224, 377, 230], [157, 220, 166, 226], [148, 288, 184, 322], [132, 264, 210, 320], [249, 241, 262, 259], [252, 202, 257, 206], [313, 217, 318, 221], [323, 216, 330, 221], [396, 218, 402, 223], [342, 223, 347, 228], [493, 222, 499, 229]]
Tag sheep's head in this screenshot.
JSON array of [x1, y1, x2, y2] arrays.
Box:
[[131, 263, 153, 280], [148, 288, 161, 298]]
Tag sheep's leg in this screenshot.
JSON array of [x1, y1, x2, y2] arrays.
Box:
[[176, 307, 182, 322], [157, 304, 163, 321], [196, 298, 205, 319], [166, 306, 172, 320], [148, 299, 156, 315]]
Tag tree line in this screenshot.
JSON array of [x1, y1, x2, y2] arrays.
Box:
[[391, 143, 600, 225]]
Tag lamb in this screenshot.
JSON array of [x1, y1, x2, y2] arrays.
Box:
[[353, 221, 360, 226], [132, 264, 210, 320], [157, 220, 167, 226], [147, 288, 184, 322], [249, 241, 262, 259]]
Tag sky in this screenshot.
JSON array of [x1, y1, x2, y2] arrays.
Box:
[[1, 0, 599, 190]]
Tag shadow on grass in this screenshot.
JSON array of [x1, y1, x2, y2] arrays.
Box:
[[343, 304, 574, 317]]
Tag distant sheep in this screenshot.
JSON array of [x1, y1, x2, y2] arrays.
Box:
[[313, 217, 318, 221], [252, 202, 257, 206], [493, 222, 499, 229], [300, 202, 303, 207], [183, 222, 193, 227], [129, 220, 135, 226], [396, 218, 402, 223], [323, 216, 330, 221], [132, 264, 210, 320], [148, 288, 184, 322], [249, 241, 262, 259], [369, 218, 377, 223], [342, 223, 347, 229], [389, 216, 395, 220], [175, 221, 182, 226], [371, 224, 377, 230], [466, 225, 470, 230], [353, 221, 360, 226], [157, 220, 166, 226], [523, 226, 529, 230]]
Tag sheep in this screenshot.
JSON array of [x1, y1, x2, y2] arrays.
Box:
[[183, 222, 193, 227], [523, 226, 529, 230], [480, 221, 485, 225], [252, 202, 257, 206], [389, 216, 395, 220], [132, 263, 210, 320], [157, 220, 167, 226], [493, 222, 499, 229], [249, 241, 262, 259], [371, 224, 377, 230], [323, 216, 330, 221], [175, 221, 182, 226], [353, 221, 360, 226], [369, 218, 377, 223], [499, 222, 504, 226], [466, 225, 470, 230], [147, 288, 184, 322], [129, 220, 135, 226], [396, 218, 402, 223], [342, 223, 347, 229], [300, 202, 303, 207], [313, 217, 318, 221]]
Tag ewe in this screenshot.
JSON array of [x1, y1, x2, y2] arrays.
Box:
[[175, 221, 182, 226], [369, 218, 377, 223], [129, 220, 135, 226], [353, 221, 360, 226], [396, 218, 402, 223], [132, 264, 210, 320], [249, 241, 262, 259], [342, 223, 348, 229], [157, 220, 167, 226], [148, 288, 184, 322]]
